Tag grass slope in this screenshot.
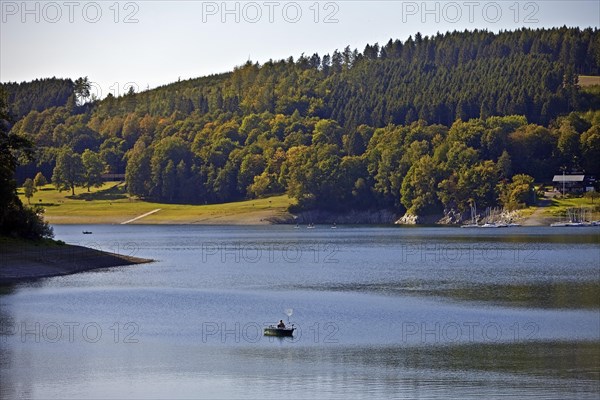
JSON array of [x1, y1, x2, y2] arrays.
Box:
[[543, 196, 600, 219], [578, 75, 600, 87], [18, 182, 295, 225]]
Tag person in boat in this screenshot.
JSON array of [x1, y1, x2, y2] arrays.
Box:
[[277, 320, 285, 328]]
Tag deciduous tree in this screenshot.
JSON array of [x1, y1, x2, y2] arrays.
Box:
[[52, 148, 85, 195]]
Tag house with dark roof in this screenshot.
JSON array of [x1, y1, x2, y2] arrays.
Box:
[[552, 174, 596, 194]]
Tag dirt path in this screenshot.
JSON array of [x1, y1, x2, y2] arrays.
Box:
[[120, 209, 162, 224], [521, 196, 553, 226]]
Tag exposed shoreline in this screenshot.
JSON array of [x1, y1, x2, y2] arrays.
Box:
[[43, 211, 551, 226], [0, 241, 153, 285], [24, 184, 577, 227]]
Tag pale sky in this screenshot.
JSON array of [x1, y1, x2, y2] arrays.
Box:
[[1, 1, 599, 98]]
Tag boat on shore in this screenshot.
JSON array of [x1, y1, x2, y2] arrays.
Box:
[[460, 204, 518, 228], [550, 222, 588, 227], [480, 222, 508, 228], [461, 202, 480, 228], [551, 207, 596, 227]]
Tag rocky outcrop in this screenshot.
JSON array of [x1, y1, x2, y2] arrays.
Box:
[[436, 208, 469, 225], [396, 208, 529, 226], [396, 208, 470, 225], [394, 213, 443, 225], [286, 207, 529, 226], [394, 213, 419, 225]]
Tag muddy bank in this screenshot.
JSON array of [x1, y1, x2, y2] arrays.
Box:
[[0, 241, 152, 284], [286, 209, 399, 225]]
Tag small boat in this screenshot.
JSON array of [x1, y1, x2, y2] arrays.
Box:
[[82, 231, 93, 234], [265, 310, 295, 337], [479, 220, 508, 228], [331, 223, 337, 229], [263, 324, 295, 337], [550, 222, 586, 227], [461, 202, 480, 228], [307, 223, 315, 229], [294, 224, 300, 229], [480, 223, 500, 228]]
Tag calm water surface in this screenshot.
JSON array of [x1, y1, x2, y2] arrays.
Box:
[[1, 225, 599, 399]]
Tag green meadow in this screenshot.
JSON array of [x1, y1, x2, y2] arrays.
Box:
[[18, 182, 294, 225]]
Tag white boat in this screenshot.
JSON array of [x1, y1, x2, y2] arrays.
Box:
[[551, 207, 595, 227], [480, 223, 506, 228], [461, 202, 480, 228], [479, 207, 509, 227]]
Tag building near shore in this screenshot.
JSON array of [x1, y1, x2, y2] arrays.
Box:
[[552, 174, 596, 194]]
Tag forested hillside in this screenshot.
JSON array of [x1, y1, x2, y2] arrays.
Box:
[[3, 27, 600, 217], [2, 78, 74, 120]]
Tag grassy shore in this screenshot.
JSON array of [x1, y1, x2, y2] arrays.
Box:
[[541, 195, 600, 219], [18, 182, 295, 225]]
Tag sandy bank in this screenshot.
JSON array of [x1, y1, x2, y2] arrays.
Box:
[[0, 241, 152, 284]]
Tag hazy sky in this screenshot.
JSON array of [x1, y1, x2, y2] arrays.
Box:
[[1, 1, 598, 98]]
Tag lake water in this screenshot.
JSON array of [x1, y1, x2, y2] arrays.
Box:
[[1, 225, 599, 399]]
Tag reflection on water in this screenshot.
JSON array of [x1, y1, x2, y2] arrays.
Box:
[[1, 225, 599, 399], [442, 281, 600, 309], [278, 281, 600, 309]]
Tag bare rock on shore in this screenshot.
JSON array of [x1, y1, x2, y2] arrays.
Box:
[[436, 209, 468, 225], [395, 213, 444, 225], [395, 214, 419, 225]]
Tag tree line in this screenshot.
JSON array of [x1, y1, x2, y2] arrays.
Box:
[[2, 27, 600, 218], [0, 88, 53, 239]]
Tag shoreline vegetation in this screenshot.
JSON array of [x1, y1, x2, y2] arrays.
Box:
[[0, 237, 153, 285], [4, 28, 598, 286], [17, 181, 599, 226], [5, 29, 600, 225], [4, 186, 597, 284]]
